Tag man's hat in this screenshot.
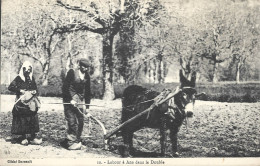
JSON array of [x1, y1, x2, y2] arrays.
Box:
[[78, 58, 90, 67]]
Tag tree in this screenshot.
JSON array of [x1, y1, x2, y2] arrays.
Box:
[[138, 21, 172, 83], [56, 0, 162, 100], [164, 2, 204, 79], [2, 0, 66, 85], [196, 1, 240, 83], [231, 5, 260, 83]]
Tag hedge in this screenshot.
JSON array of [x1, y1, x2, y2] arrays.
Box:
[[1, 82, 259, 103]]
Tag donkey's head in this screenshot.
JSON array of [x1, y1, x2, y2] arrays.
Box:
[[175, 70, 197, 118]]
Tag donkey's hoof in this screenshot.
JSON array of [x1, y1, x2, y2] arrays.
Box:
[[118, 145, 132, 157], [170, 152, 180, 157]]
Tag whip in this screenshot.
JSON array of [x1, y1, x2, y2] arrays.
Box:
[[42, 102, 109, 108]]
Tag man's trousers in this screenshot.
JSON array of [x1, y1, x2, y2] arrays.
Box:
[[64, 104, 84, 144]]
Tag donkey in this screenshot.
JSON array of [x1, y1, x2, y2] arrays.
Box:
[[120, 70, 199, 157]]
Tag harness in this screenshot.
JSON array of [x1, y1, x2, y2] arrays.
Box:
[[166, 86, 196, 132], [124, 86, 196, 122], [166, 97, 185, 121]]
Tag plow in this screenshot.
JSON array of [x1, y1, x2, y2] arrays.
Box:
[[64, 87, 181, 150], [43, 88, 181, 150], [39, 87, 181, 150]]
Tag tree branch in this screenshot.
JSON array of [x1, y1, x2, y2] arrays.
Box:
[[57, 0, 106, 27], [54, 23, 105, 34], [198, 52, 230, 63], [18, 52, 44, 68]]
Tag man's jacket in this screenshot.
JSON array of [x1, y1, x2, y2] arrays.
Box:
[[62, 69, 91, 108]]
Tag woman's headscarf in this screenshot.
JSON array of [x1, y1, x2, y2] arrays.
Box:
[[19, 61, 33, 81]]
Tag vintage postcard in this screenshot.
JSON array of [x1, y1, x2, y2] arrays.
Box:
[[1, 0, 260, 165]]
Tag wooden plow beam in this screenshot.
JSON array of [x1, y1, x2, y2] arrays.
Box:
[[104, 87, 180, 141]]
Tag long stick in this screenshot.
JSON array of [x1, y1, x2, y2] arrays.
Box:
[[43, 102, 107, 108], [104, 90, 180, 139], [14, 95, 25, 105], [43, 100, 155, 110]]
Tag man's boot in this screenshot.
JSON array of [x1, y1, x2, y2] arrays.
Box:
[[30, 133, 42, 145], [68, 142, 82, 150], [30, 138, 42, 145]]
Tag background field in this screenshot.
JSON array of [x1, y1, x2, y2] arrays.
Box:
[[0, 95, 259, 158]]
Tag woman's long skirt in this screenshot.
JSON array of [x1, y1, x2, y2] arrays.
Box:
[[11, 104, 39, 135]]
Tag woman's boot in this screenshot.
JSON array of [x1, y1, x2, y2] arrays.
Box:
[[21, 135, 29, 145]]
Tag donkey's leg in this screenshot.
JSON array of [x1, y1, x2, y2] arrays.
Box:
[[160, 117, 167, 157], [128, 133, 134, 154], [169, 128, 179, 157], [122, 131, 134, 157]]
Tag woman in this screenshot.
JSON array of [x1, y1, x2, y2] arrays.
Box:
[[8, 61, 42, 145]]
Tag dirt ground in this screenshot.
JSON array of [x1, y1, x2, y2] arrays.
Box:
[[0, 95, 260, 158]]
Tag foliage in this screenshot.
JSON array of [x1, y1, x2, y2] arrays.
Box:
[[1, 0, 260, 98], [1, 0, 68, 85]]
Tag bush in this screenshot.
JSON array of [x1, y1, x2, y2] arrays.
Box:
[[91, 83, 103, 99], [195, 83, 260, 103], [1, 82, 105, 99], [1, 82, 260, 103], [0, 85, 11, 95], [38, 85, 62, 97]]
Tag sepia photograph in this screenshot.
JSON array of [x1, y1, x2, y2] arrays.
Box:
[[1, 0, 260, 165]]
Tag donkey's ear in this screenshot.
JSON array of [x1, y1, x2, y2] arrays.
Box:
[[179, 69, 184, 82], [179, 69, 186, 83], [190, 71, 197, 87]]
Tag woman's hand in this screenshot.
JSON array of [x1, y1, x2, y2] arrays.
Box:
[[31, 90, 37, 95], [20, 89, 26, 95]]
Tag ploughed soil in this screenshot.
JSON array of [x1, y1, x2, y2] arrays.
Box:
[[0, 95, 260, 158]]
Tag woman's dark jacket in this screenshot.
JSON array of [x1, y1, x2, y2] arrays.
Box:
[[8, 76, 38, 116]]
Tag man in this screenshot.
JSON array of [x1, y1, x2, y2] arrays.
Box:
[[62, 58, 91, 150]]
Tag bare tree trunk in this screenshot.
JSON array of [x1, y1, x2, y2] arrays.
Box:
[[212, 62, 218, 83], [42, 37, 53, 86], [236, 60, 241, 83], [66, 34, 74, 70], [158, 59, 162, 83], [144, 61, 148, 82], [148, 61, 152, 83], [42, 59, 50, 86], [163, 61, 167, 83], [153, 59, 157, 83], [102, 32, 115, 100]]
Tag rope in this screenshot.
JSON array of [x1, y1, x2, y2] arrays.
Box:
[[42, 98, 155, 111], [43, 86, 182, 111]]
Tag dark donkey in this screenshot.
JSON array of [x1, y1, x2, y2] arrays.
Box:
[[121, 70, 199, 157]]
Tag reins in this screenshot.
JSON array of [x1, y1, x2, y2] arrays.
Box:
[[42, 87, 183, 111], [17, 86, 194, 114], [42, 100, 154, 111]]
